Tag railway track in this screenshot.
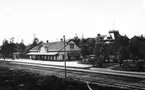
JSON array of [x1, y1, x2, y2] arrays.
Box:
[[1, 61, 145, 90], [7, 60, 145, 79]]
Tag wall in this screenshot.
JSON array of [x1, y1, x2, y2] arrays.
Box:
[[57, 52, 68, 60]]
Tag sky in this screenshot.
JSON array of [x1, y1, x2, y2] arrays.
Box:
[[0, 0, 145, 45]]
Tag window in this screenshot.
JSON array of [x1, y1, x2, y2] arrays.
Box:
[[70, 44, 74, 49], [40, 47, 46, 53]]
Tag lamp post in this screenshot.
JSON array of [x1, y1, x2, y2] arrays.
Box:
[[63, 35, 67, 80]]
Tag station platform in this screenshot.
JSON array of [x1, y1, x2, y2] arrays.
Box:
[[1, 58, 145, 79], [1, 59, 93, 69]]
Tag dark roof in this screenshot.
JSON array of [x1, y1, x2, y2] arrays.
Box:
[[30, 41, 67, 52], [109, 30, 119, 33], [45, 41, 66, 51]]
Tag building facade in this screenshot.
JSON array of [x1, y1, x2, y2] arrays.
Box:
[[27, 40, 81, 60]]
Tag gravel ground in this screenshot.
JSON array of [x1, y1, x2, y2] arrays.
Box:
[[0, 61, 129, 90]]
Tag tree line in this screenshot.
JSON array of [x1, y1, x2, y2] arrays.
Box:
[[0, 35, 96, 59], [0, 37, 40, 59], [1, 33, 145, 64]]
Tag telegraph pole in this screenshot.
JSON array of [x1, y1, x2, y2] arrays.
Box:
[[63, 35, 67, 81], [17, 42, 18, 59]]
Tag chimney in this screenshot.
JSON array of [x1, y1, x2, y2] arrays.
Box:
[[97, 34, 100, 36], [46, 40, 49, 43], [61, 38, 63, 42]]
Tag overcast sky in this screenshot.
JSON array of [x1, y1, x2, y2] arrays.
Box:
[[0, 0, 145, 45]]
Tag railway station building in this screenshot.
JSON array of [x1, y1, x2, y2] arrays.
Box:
[[27, 40, 81, 60]]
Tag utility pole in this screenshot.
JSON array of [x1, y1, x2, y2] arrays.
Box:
[[16, 42, 18, 59], [63, 35, 67, 81]]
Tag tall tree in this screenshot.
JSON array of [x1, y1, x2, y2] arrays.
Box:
[[73, 35, 81, 47], [80, 38, 88, 57], [1, 39, 9, 58], [23, 37, 39, 53], [1, 39, 16, 58]]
